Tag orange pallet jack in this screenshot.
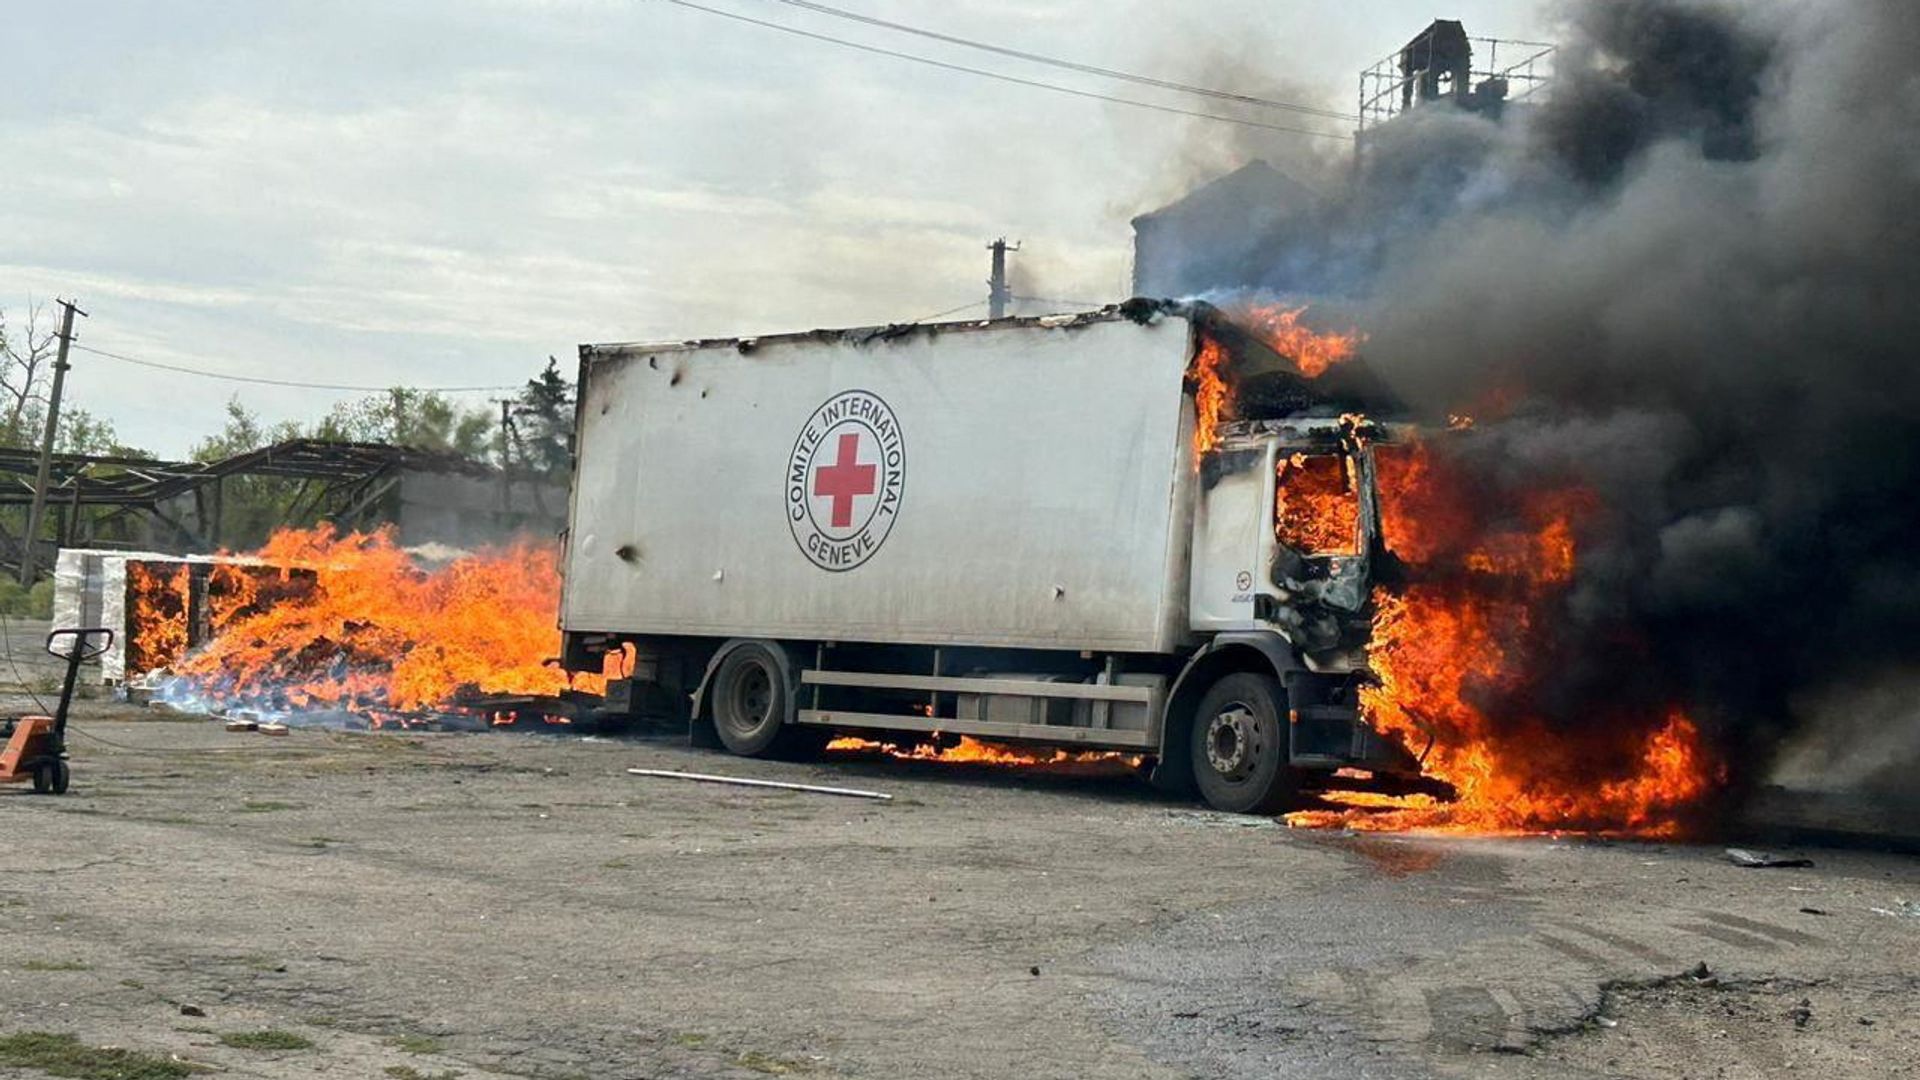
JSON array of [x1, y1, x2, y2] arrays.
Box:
[[0, 628, 112, 796]]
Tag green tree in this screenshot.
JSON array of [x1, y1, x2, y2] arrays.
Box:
[[191, 398, 300, 462], [511, 357, 574, 477], [58, 408, 138, 456], [187, 399, 305, 547], [315, 388, 493, 456]]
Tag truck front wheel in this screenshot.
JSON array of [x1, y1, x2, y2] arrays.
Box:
[[1190, 673, 1298, 814]]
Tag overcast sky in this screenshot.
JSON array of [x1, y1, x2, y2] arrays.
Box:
[[1, 1, 1548, 457]]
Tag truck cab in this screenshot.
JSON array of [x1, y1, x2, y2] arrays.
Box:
[[1176, 415, 1425, 811]]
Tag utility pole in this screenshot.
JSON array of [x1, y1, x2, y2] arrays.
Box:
[[20, 299, 86, 585], [987, 238, 1020, 319], [492, 397, 515, 516]]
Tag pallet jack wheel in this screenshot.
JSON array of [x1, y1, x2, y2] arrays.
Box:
[[50, 760, 69, 795], [31, 764, 52, 794]]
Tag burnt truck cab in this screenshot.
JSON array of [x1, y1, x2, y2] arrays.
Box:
[[1174, 413, 1427, 810]]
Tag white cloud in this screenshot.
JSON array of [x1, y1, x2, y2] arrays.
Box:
[[0, 0, 1548, 455]]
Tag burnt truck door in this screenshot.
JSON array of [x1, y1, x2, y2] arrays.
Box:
[[1266, 428, 1375, 664], [1268, 426, 1426, 777], [1188, 438, 1276, 632], [1188, 421, 1381, 653]]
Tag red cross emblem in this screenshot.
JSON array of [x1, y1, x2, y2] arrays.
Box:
[[812, 432, 877, 529], [787, 389, 906, 572]]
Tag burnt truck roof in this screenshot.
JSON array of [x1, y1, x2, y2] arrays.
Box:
[[579, 297, 1404, 417], [579, 297, 1185, 358]]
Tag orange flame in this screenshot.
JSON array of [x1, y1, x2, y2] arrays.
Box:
[[1189, 306, 1360, 457], [1275, 452, 1360, 555], [1190, 336, 1230, 455], [827, 735, 1139, 768], [167, 526, 600, 719], [1234, 304, 1362, 378], [1285, 437, 1718, 835], [126, 563, 191, 676]]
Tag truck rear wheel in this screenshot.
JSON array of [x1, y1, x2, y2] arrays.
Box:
[[1190, 673, 1298, 814], [707, 642, 831, 760]]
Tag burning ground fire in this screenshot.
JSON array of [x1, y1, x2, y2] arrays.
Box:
[[826, 735, 1138, 769], [1198, 303, 1720, 836], [144, 526, 602, 725]]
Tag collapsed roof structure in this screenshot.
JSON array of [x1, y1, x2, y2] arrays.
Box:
[[0, 439, 566, 573]]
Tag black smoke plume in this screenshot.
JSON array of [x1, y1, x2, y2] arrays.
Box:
[[1161, 0, 1920, 807]]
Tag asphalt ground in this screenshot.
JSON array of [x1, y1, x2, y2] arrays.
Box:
[[2, 708, 1917, 1079]]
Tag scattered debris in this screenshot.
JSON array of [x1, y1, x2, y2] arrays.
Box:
[[223, 719, 258, 733], [179, 1004, 206, 1017], [1798, 907, 1831, 916], [1725, 848, 1813, 869], [625, 768, 892, 801], [259, 722, 289, 737], [1163, 809, 1283, 829], [1868, 899, 1919, 920], [1789, 997, 1813, 1028]]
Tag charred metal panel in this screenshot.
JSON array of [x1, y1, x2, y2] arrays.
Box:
[[1189, 446, 1269, 633]]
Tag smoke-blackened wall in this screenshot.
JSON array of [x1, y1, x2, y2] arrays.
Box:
[[1154, 0, 1920, 799]]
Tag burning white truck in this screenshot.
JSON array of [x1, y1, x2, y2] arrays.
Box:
[[559, 299, 1429, 812]]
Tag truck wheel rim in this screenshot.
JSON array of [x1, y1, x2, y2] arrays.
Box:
[[727, 665, 774, 731], [1205, 705, 1260, 780]]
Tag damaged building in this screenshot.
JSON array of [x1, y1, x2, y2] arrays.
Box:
[[1132, 19, 1554, 301]]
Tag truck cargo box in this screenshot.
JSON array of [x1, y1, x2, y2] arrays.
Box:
[[564, 310, 1206, 653]]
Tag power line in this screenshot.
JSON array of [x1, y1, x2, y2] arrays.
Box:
[[71, 343, 519, 394], [660, 0, 1353, 142], [769, 0, 1358, 122]]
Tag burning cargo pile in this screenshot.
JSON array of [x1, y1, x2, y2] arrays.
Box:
[[52, 548, 314, 685], [59, 528, 601, 727]]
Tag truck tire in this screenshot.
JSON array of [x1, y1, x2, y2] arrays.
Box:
[[1190, 673, 1298, 814], [710, 642, 794, 758]]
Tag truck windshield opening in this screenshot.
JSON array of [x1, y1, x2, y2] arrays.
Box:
[[1275, 452, 1360, 556]]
